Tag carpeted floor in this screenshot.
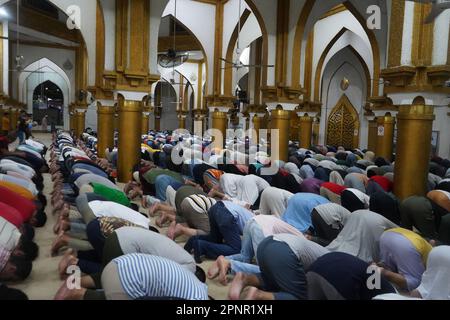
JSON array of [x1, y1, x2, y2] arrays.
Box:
[[9, 133, 231, 300]]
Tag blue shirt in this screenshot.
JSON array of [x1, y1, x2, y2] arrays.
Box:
[[222, 201, 254, 233]]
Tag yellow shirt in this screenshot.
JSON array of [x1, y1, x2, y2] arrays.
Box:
[[0, 180, 35, 200], [389, 227, 432, 265]]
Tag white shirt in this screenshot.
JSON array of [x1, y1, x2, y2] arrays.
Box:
[[88, 201, 149, 228]]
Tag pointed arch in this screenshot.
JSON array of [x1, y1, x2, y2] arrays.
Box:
[[326, 94, 360, 148], [223, 8, 252, 96], [294, 0, 381, 95], [19, 58, 71, 105]]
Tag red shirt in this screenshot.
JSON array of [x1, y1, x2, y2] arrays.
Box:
[[321, 182, 347, 195], [370, 176, 393, 192], [0, 185, 36, 221], [0, 202, 24, 227]]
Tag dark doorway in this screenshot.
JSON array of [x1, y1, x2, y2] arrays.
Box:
[[33, 80, 64, 127]]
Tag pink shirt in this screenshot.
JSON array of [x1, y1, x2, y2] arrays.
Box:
[[253, 215, 303, 237]]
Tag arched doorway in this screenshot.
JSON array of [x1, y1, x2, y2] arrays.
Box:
[[32, 81, 64, 127], [326, 94, 359, 149]]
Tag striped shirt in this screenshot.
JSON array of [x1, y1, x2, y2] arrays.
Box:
[[113, 254, 208, 300]]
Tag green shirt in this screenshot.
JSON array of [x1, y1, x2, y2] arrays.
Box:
[[142, 168, 183, 185], [91, 182, 131, 207]]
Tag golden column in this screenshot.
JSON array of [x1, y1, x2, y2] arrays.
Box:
[[9, 108, 17, 130], [367, 118, 378, 152], [394, 99, 435, 200], [177, 113, 186, 129], [154, 107, 162, 131], [117, 100, 143, 182], [211, 109, 228, 149], [270, 106, 291, 161], [0, 107, 3, 131], [97, 104, 115, 158], [252, 114, 265, 144], [142, 112, 150, 134], [74, 110, 86, 137], [113, 113, 119, 131], [298, 114, 313, 149], [376, 113, 396, 161]]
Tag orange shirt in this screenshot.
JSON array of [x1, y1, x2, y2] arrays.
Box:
[[0, 180, 35, 200]]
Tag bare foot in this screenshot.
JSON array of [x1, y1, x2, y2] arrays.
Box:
[[167, 221, 177, 240], [167, 222, 184, 240], [141, 196, 148, 209], [51, 231, 68, 256], [148, 202, 159, 217], [228, 272, 247, 300], [207, 258, 220, 280], [54, 282, 86, 300], [244, 286, 260, 300], [217, 256, 231, 285], [58, 249, 76, 279]]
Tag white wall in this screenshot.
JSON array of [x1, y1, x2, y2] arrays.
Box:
[[432, 9, 450, 66], [251, 0, 277, 86], [100, 0, 116, 71], [229, 13, 261, 95], [433, 105, 450, 159], [11, 44, 76, 104], [320, 46, 368, 148], [401, 1, 414, 66], [311, 10, 372, 100], [286, 0, 305, 87], [163, 0, 215, 94], [1, 21, 8, 94], [150, 0, 170, 75]]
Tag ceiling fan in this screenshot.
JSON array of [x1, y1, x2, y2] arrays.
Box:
[[157, 0, 189, 69], [220, 0, 274, 70], [409, 0, 450, 23]]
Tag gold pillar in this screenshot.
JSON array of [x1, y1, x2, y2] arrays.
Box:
[[69, 112, 75, 131], [9, 108, 17, 130], [0, 107, 3, 131], [97, 105, 115, 158], [117, 100, 142, 182], [394, 101, 435, 200], [312, 118, 320, 146], [367, 119, 378, 152], [113, 113, 119, 131], [142, 112, 150, 135], [211, 110, 228, 149], [299, 115, 313, 149], [75, 110, 86, 137], [376, 114, 395, 161], [177, 113, 186, 129], [252, 115, 264, 143], [270, 107, 290, 161]]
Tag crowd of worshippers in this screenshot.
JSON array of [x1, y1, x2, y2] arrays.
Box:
[[0, 134, 48, 300], [1, 127, 450, 301]]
